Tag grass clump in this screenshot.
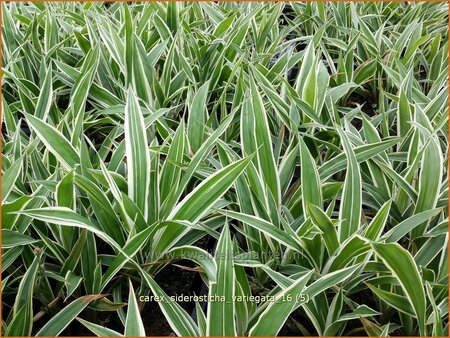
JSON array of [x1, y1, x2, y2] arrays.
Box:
[[1, 2, 448, 336]]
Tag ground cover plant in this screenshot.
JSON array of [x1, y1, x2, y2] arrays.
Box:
[[1, 1, 449, 336]]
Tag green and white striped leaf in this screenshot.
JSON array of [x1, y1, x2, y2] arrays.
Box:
[[168, 156, 251, 222], [372, 243, 426, 335], [337, 127, 362, 242], [124, 88, 151, 221], [207, 225, 236, 336], [125, 281, 145, 337], [25, 113, 80, 170], [36, 295, 106, 336], [249, 271, 314, 336]]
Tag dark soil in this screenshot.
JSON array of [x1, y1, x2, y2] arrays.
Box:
[[279, 309, 317, 336], [347, 92, 378, 129]]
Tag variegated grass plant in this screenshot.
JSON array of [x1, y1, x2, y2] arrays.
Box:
[[1, 1, 448, 336]]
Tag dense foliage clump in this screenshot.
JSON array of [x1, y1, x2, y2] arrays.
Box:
[[1, 2, 448, 336]]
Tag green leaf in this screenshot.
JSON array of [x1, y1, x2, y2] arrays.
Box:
[[76, 318, 122, 336], [337, 127, 362, 242], [70, 46, 100, 148], [15, 207, 125, 256], [101, 225, 155, 290], [249, 77, 280, 203], [300, 138, 322, 215], [304, 264, 361, 299], [249, 271, 314, 336], [5, 303, 32, 337], [140, 271, 199, 336], [2, 158, 22, 201], [364, 200, 391, 240], [223, 210, 303, 252], [318, 138, 399, 180], [207, 225, 235, 336], [160, 121, 186, 203], [366, 284, 415, 317], [74, 174, 125, 245], [124, 88, 151, 221], [336, 305, 381, 322], [36, 295, 106, 336], [168, 156, 251, 222], [25, 113, 79, 170], [10, 255, 40, 336], [383, 208, 443, 243], [2, 230, 39, 248], [56, 170, 76, 249], [371, 243, 426, 335], [187, 81, 209, 152], [162, 110, 236, 217], [412, 137, 443, 238], [35, 65, 53, 120], [125, 280, 145, 336], [307, 203, 339, 256], [64, 270, 83, 301]]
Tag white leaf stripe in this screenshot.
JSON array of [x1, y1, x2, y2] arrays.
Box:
[[125, 89, 151, 221]]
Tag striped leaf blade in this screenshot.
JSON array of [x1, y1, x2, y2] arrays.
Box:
[[337, 127, 362, 242], [25, 113, 79, 170], [125, 281, 145, 337], [207, 225, 235, 336], [124, 88, 151, 221], [168, 156, 251, 222], [372, 242, 426, 335]]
